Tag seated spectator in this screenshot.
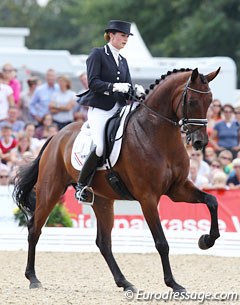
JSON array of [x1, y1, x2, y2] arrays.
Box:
[[2, 63, 21, 106], [189, 148, 210, 178], [0, 124, 18, 164], [209, 171, 229, 190], [24, 123, 40, 152], [49, 74, 77, 130], [208, 158, 224, 184], [204, 147, 217, 165], [0, 106, 25, 135], [35, 113, 53, 140], [0, 161, 11, 172], [188, 159, 209, 189], [74, 111, 86, 125], [210, 104, 240, 158], [35, 123, 59, 154], [234, 103, 240, 125], [20, 76, 40, 122], [226, 158, 240, 189], [9, 132, 34, 167], [218, 150, 233, 175], [0, 72, 14, 121], [47, 123, 59, 137], [0, 167, 10, 186], [210, 158, 223, 171]]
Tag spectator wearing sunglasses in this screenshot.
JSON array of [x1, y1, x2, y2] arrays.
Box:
[[218, 149, 233, 175], [207, 158, 225, 187], [210, 104, 240, 158], [227, 158, 240, 188], [207, 99, 222, 129]]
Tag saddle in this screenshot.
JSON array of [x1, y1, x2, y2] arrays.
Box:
[[103, 106, 136, 200], [102, 107, 124, 165]]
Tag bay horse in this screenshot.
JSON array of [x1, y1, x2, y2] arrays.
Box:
[[13, 68, 220, 293]]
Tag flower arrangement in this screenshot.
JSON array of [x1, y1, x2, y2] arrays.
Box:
[[14, 203, 73, 227]]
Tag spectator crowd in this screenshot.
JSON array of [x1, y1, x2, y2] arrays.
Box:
[[1, 62, 240, 191], [0, 63, 88, 185], [188, 98, 240, 190]]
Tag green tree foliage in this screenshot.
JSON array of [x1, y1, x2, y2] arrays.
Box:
[[0, 0, 240, 83]]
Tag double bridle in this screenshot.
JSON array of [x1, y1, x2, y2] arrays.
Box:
[[139, 76, 211, 139]]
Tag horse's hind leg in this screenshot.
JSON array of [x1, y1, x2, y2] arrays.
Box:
[[93, 195, 136, 292], [25, 181, 66, 289], [141, 199, 186, 292], [167, 180, 220, 249], [25, 214, 42, 288]]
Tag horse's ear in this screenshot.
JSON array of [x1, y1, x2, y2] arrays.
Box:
[[191, 68, 199, 82], [205, 67, 221, 83]]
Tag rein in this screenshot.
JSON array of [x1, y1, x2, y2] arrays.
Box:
[[137, 76, 211, 141]]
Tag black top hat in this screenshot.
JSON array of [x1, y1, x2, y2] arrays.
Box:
[[105, 20, 133, 35]]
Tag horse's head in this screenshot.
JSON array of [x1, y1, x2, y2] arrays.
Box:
[[174, 68, 220, 150]]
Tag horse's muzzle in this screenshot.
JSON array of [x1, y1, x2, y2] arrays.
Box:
[[191, 130, 208, 150]]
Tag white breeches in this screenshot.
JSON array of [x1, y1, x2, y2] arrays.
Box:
[[87, 103, 120, 157]]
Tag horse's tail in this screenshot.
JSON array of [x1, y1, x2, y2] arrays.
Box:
[[12, 137, 52, 216]]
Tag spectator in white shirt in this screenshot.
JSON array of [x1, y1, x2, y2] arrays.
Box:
[[188, 159, 209, 189], [189, 148, 210, 178], [49, 74, 77, 130], [0, 72, 14, 121]]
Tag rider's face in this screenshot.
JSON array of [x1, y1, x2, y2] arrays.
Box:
[[110, 32, 129, 50]]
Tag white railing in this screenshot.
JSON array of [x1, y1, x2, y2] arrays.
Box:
[[0, 227, 239, 257]]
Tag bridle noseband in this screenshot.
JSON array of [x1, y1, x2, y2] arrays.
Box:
[[139, 76, 211, 141]]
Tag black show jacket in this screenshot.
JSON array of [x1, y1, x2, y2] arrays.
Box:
[[78, 45, 133, 111]]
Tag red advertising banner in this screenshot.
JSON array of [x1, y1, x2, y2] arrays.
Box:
[[63, 187, 240, 233], [159, 191, 240, 233]]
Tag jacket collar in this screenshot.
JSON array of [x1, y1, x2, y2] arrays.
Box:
[[104, 45, 122, 68]]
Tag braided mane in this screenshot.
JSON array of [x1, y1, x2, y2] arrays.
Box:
[[144, 68, 192, 97]]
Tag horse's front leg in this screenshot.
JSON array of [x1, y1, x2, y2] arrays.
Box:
[[93, 195, 136, 292], [167, 179, 220, 249], [141, 199, 186, 292]]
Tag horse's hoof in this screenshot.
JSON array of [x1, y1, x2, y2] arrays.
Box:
[[124, 285, 137, 301], [173, 285, 186, 294], [198, 234, 214, 250], [29, 282, 42, 289], [124, 285, 137, 293]]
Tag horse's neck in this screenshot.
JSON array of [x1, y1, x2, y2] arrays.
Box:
[[139, 84, 177, 128], [132, 80, 183, 145], [145, 82, 176, 117]]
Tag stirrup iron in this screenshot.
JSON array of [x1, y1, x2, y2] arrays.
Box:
[[76, 185, 95, 206]]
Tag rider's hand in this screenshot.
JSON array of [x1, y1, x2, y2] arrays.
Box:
[[113, 83, 131, 93], [135, 84, 145, 98]]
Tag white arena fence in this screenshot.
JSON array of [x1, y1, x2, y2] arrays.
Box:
[[0, 227, 239, 257]]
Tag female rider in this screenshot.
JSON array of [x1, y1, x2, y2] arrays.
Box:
[[75, 20, 144, 202]]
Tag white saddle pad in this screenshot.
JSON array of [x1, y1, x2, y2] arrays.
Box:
[[71, 103, 138, 171]]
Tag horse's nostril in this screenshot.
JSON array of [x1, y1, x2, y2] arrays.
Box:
[[193, 141, 203, 150]]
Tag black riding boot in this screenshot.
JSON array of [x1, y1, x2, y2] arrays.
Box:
[[75, 146, 101, 202]]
